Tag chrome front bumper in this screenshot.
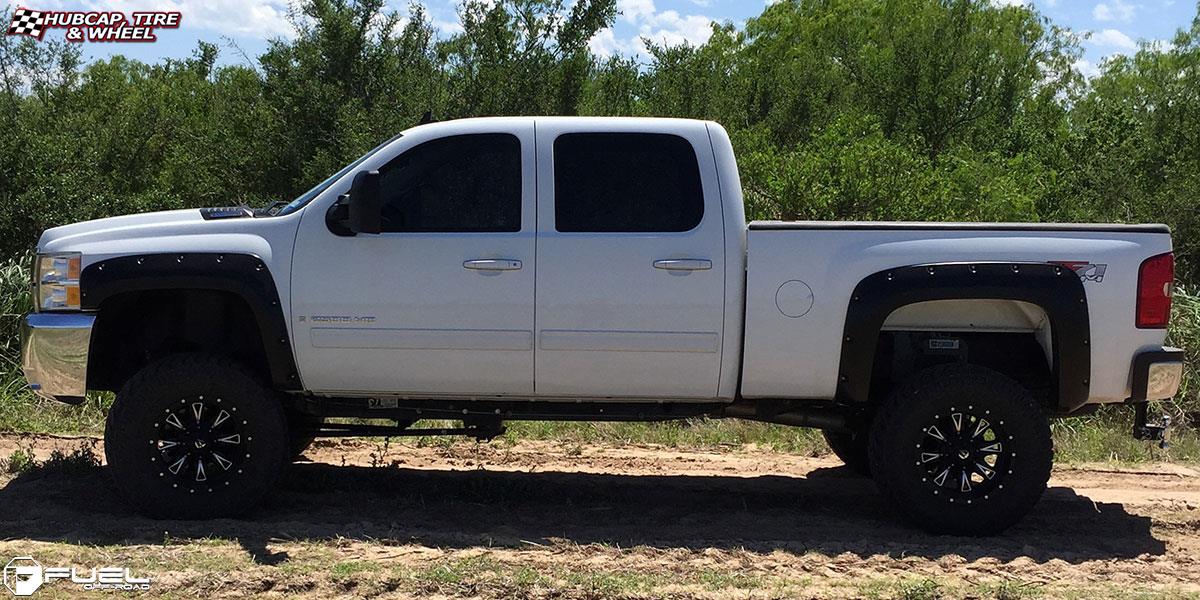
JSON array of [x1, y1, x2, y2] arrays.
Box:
[[20, 312, 95, 403]]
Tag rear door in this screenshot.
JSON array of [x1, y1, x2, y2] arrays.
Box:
[[533, 120, 726, 398]]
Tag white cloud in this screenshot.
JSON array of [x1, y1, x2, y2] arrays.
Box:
[[1073, 58, 1101, 78], [598, 0, 713, 57], [1144, 38, 1175, 53], [1092, 27, 1137, 50], [618, 0, 657, 24], [588, 28, 632, 57], [81, 0, 294, 38], [431, 17, 463, 36], [989, 0, 1061, 9], [637, 10, 714, 50], [1093, 0, 1136, 22]]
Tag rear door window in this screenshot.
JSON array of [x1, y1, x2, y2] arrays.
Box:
[[553, 133, 704, 233]]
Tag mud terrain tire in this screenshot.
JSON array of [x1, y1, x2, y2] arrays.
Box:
[[286, 411, 322, 460], [869, 364, 1052, 535], [822, 429, 871, 476], [105, 353, 288, 519]]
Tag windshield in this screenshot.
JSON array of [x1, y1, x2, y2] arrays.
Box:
[[275, 132, 404, 216]]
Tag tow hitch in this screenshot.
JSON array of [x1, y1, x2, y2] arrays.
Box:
[[1132, 402, 1172, 449]]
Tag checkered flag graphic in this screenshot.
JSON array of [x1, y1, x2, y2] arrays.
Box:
[[8, 8, 47, 39]]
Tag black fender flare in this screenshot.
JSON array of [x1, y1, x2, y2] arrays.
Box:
[[80, 252, 301, 391], [837, 262, 1090, 411]]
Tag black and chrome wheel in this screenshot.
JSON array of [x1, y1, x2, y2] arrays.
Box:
[[154, 396, 247, 487], [868, 364, 1052, 535], [105, 353, 288, 519], [916, 407, 1008, 499]]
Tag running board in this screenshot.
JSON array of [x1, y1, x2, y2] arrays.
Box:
[[300, 422, 506, 441], [289, 395, 724, 422]]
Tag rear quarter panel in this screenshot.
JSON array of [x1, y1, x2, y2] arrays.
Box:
[[740, 224, 1172, 403]]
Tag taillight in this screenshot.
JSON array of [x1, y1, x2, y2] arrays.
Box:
[[1136, 252, 1174, 329]]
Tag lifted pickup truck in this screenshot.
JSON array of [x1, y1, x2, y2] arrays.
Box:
[[22, 117, 1184, 534]]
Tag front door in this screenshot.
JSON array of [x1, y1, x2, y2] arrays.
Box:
[[291, 124, 537, 396], [533, 120, 727, 398]]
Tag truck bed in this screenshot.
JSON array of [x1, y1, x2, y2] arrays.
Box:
[[739, 221, 1173, 403]]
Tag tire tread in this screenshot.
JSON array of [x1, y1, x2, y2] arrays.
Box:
[[105, 353, 288, 519], [868, 364, 1052, 535]]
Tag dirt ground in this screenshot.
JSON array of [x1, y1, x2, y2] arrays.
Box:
[[0, 433, 1198, 599]]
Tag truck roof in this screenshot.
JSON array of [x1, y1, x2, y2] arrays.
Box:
[[407, 115, 717, 131]]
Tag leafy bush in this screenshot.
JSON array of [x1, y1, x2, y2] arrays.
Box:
[[0, 253, 31, 396], [1169, 287, 1200, 417]]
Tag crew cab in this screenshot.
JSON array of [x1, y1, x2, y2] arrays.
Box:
[[21, 117, 1184, 534]]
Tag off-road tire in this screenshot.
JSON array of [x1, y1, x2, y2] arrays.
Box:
[[868, 364, 1052, 535], [286, 411, 322, 460], [823, 429, 871, 476], [105, 353, 289, 519]]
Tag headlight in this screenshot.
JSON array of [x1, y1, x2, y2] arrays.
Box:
[[35, 252, 82, 311]]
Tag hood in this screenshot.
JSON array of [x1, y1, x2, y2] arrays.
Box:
[[38, 209, 207, 253], [36, 208, 288, 264]]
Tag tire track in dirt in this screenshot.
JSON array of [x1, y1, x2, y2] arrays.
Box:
[[0, 433, 1198, 597]]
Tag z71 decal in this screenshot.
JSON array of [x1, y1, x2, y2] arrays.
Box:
[[1052, 261, 1107, 283]]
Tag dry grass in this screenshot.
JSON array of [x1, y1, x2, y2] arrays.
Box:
[[0, 537, 1196, 599]]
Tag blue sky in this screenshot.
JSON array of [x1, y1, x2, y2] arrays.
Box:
[[13, 0, 1199, 77]]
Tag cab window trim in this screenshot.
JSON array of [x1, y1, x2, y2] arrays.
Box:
[[377, 132, 523, 234], [551, 132, 705, 234]]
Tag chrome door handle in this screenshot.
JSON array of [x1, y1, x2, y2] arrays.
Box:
[[653, 259, 712, 271], [463, 259, 522, 271]]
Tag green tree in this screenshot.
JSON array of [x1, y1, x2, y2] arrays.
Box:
[[439, 0, 616, 116]]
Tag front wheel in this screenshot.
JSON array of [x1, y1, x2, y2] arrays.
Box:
[[104, 353, 289, 519], [868, 364, 1052, 535]]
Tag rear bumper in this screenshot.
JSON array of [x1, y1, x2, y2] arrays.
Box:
[[1129, 347, 1185, 402], [20, 312, 95, 404]]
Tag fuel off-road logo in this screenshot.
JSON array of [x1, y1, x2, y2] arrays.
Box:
[[7, 7, 180, 42], [3, 557, 150, 596]]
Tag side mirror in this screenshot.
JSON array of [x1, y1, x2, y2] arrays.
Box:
[[347, 170, 382, 234]]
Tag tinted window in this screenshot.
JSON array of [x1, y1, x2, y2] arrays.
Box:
[[377, 133, 521, 232], [553, 133, 703, 233]]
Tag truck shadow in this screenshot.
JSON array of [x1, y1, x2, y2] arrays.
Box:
[[0, 459, 1165, 566]]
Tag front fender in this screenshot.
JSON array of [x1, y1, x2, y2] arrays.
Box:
[[79, 253, 301, 390]]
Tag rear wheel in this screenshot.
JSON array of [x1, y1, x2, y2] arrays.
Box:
[[104, 353, 289, 519], [822, 429, 871, 476], [285, 411, 322, 460], [868, 364, 1052, 535]]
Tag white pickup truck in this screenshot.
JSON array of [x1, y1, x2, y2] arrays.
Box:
[[21, 117, 1184, 534]]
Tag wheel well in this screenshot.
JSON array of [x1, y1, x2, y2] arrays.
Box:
[[87, 289, 270, 392], [865, 299, 1055, 408], [868, 330, 1054, 408], [839, 263, 1089, 412]]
